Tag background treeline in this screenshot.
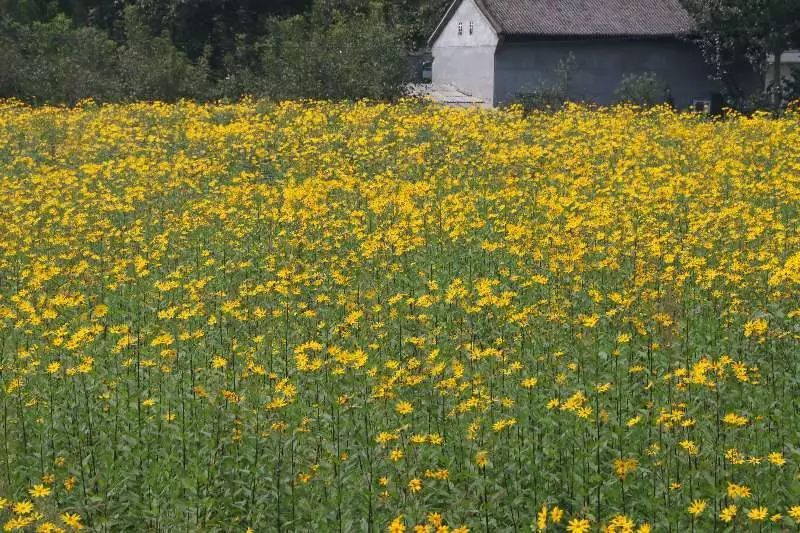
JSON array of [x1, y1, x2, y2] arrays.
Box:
[[0, 0, 450, 103], [0, 0, 798, 108]]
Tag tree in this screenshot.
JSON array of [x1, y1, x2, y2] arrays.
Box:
[[0, 0, 418, 103], [683, 0, 800, 110], [117, 5, 210, 101], [259, 1, 411, 101], [386, 0, 451, 50], [0, 14, 121, 103]]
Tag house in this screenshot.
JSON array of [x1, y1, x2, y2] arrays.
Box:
[[428, 0, 745, 108]]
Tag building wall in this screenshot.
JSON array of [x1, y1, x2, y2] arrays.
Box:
[[431, 0, 499, 106], [766, 51, 800, 88], [493, 39, 721, 108]]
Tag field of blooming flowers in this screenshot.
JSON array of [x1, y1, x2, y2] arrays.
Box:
[[0, 99, 799, 532]]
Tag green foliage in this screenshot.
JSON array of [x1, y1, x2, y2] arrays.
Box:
[[0, 0, 59, 24], [386, 0, 451, 50], [614, 72, 668, 107], [1, 0, 413, 103], [211, 33, 265, 101], [258, 3, 411, 101], [786, 67, 800, 103], [116, 5, 210, 102], [0, 14, 120, 103], [682, 0, 800, 111]]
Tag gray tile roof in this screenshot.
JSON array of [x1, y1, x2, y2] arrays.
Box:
[[483, 0, 696, 37], [430, 0, 696, 44]]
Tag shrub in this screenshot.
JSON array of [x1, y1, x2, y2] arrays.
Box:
[[614, 72, 668, 107], [514, 52, 576, 112], [0, 15, 121, 104]]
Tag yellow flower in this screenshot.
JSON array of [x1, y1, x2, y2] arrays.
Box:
[[28, 484, 51, 498], [595, 382, 612, 393], [679, 440, 699, 456], [767, 452, 786, 466], [395, 401, 414, 415], [747, 507, 768, 521], [688, 499, 707, 517], [606, 515, 634, 531], [407, 478, 422, 494], [743, 317, 768, 338], [578, 314, 599, 328], [726, 482, 751, 499], [36, 522, 63, 533], [60, 513, 83, 530], [613, 458, 638, 480], [12, 501, 34, 515], [722, 412, 748, 427], [536, 504, 547, 531], [626, 415, 641, 427], [426, 513, 443, 527], [388, 516, 406, 533], [475, 450, 489, 469], [719, 504, 737, 523], [409, 434, 427, 445], [4, 516, 36, 531], [491, 418, 516, 432], [565, 518, 590, 533]]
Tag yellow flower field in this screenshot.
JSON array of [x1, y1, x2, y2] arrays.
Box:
[[0, 99, 799, 532]]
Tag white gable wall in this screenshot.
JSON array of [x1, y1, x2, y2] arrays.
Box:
[[431, 0, 499, 106]]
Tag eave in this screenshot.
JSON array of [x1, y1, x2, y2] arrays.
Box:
[[427, 0, 503, 48]]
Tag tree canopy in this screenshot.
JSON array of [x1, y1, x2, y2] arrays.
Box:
[[682, 0, 800, 109], [0, 0, 798, 109]]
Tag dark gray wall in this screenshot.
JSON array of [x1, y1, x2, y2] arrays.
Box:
[[494, 39, 722, 107]]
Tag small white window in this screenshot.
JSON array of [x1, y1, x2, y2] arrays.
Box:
[[458, 22, 463, 36], [469, 21, 474, 35]]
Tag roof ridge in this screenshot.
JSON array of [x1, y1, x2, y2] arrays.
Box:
[[430, 0, 697, 44]]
